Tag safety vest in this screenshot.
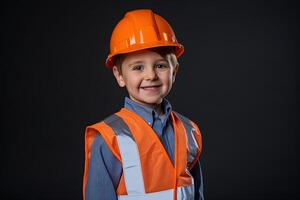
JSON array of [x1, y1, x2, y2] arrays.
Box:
[[83, 108, 202, 200]]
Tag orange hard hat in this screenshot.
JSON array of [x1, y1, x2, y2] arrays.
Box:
[[105, 9, 184, 68]]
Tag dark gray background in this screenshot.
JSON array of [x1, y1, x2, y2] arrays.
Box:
[[2, 1, 299, 199]]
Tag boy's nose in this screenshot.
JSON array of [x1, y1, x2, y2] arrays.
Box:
[[144, 68, 158, 80]]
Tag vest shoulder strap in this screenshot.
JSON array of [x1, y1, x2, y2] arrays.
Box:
[[83, 112, 128, 198], [87, 113, 134, 161], [172, 111, 203, 169], [104, 113, 146, 195]]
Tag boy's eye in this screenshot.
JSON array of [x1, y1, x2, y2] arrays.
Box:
[[155, 63, 168, 69], [132, 65, 143, 71]]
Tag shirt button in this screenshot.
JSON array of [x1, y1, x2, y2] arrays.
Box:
[[148, 122, 151, 125]]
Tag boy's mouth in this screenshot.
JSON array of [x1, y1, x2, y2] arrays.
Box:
[[140, 85, 162, 90]]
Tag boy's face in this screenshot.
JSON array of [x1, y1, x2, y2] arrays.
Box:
[[113, 49, 178, 107]]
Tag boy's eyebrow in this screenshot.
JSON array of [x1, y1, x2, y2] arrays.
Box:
[[155, 58, 168, 62], [128, 60, 144, 66], [127, 58, 168, 67]]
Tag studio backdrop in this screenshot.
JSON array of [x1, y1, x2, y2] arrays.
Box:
[[2, 1, 299, 199]]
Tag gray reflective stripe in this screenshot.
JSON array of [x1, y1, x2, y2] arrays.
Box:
[[173, 112, 199, 165], [104, 114, 145, 195], [118, 185, 194, 200], [103, 114, 134, 140]]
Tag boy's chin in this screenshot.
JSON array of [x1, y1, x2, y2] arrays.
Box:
[[141, 98, 164, 106], [131, 97, 163, 106]]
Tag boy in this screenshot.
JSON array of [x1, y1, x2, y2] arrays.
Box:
[[83, 9, 204, 200]]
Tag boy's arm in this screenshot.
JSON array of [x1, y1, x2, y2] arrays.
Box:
[[190, 160, 204, 200], [85, 134, 122, 200]]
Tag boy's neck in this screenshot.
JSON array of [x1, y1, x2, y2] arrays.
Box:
[[129, 98, 164, 117], [148, 103, 164, 117]]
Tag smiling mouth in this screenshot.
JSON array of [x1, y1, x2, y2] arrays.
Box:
[[140, 85, 162, 90]]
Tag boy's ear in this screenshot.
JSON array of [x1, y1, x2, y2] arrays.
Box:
[[112, 66, 126, 87], [172, 63, 179, 83]]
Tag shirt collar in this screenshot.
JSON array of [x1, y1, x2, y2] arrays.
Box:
[[124, 97, 172, 127]]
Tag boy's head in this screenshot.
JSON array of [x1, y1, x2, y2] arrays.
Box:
[[106, 9, 184, 107], [112, 47, 179, 107]]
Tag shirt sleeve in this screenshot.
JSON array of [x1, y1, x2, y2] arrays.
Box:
[[190, 160, 204, 200], [85, 134, 122, 200]]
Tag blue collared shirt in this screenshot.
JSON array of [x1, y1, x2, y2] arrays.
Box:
[[85, 97, 204, 200]]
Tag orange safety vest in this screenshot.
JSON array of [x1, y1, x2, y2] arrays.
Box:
[[83, 108, 202, 200]]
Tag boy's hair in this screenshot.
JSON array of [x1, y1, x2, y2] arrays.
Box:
[[114, 46, 179, 73]]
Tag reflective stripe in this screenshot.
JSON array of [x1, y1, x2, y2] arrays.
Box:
[[177, 181, 194, 200], [173, 112, 199, 166], [104, 114, 145, 195], [116, 134, 145, 195], [118, 185, 194, 200], [104, 114, 134, 140]]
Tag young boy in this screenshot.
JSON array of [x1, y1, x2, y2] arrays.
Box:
[[83, 9, 204, 200]]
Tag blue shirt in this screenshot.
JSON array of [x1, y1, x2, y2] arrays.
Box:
[[85, 97, 204, 200]]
